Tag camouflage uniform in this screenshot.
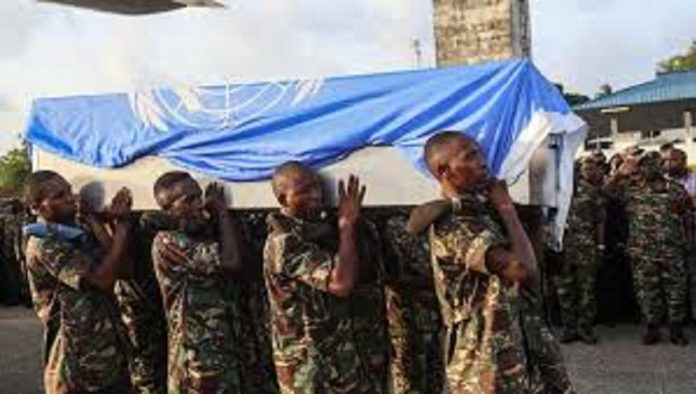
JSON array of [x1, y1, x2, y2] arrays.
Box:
[[428, 195, 529, 394], [556, 178, 605, 331], [25, 222, 133, 393], [349, 218, 390, 394], [115, 220, 168, 394], [263, 212, 383, 394], [609, 177, 691, 325], [152, 230, 242, 393], [0, 199, 30, 305], [234, 211, 279, 394], [518, 289, 574, 394], [381, 211, 445, 394], [517, 206, 575, 394]]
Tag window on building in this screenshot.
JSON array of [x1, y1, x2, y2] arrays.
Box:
[[640, 130, 661, 140], [584, 139, 613, 151]]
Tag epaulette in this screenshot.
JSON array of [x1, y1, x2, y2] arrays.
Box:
[[406, 199, 453, 235], [266, 212, 293, 235]]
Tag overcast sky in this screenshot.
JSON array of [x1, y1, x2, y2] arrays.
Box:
[[0, 0, 694, 152]]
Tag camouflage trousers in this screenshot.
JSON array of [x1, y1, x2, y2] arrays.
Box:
[[554, 262, 598, 329], [115, 281, 168, 394], [687, 251, 696, 319], [631, 252, 687, 325], [389, 331, 445, 394], [442, 319, 529, 394], [520, 311, 575, 394], [233, 281, 279, 394]]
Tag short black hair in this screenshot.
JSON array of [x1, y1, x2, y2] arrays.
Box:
[[24, 170, 63, 207], [671, 148, 687, 161], [423, 131, 474, 176], [153, 171, 193, 207], [659, 142, 674, 152], [271, 161, 315, 197]]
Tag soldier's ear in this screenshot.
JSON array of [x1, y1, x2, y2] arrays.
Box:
[[436, 163, 449, 181], [277, 193, 288, 207]]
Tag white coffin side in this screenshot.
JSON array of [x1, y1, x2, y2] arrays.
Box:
[[32, 145, 558, 211]]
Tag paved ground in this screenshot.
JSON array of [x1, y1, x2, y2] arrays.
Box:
[[2, 306, 696, 393]]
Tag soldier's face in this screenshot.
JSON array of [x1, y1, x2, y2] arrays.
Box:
[[160, 178, 204, 222], [35, 176, 77, 224], [441, 139, 490, 193], [664, 150, 686, 176], [280, 172, 323, 219]]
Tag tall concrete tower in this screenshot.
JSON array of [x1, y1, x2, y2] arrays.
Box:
[[433, 0, 531, 66]]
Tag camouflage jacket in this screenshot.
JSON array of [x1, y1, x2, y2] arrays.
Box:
[[382, 213, 442, 336], [428, 195, 528, 392], [607, 177, 692, 253], [152, 230, 241, 393], [263, 212, 380, 394], [25, 222, 132, 393], [564, 179, 605, 256]]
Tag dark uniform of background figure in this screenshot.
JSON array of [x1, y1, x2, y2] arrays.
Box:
[[377, 208, 445, 394], [0, 198, 30, 306], [236, 211, 279, 394], [555, 158, 605, 344], [110, 213, 169, 394], [517, 205, 575, 394], [596, 153, 639, 325], [349, 213, 390, 394], [606, 152, 692, 344]]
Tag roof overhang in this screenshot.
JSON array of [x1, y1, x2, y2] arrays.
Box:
[[37, 0, 224, 15]]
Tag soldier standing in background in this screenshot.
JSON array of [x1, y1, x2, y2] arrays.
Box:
[[664, 147, 696, 321], [556, 157, 605, 344], [0, 198, 30, 306], [605, 152, 691, 345]]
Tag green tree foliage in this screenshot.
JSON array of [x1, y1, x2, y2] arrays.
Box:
[[595, 83, 613, 99], [0, 146, 31, 193], [554, 83, 590, 107], [657, 40, 696, 73]]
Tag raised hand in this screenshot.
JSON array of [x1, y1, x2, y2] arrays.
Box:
[[204, 182, 228, 215], [487, 180, 514, 212], [109, 187, 133, 221], [337, 175, 366, 229]]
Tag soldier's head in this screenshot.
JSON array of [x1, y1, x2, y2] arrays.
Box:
[[24, 170, 76, 224], [664, 148, 688, 178], [424, 131, 490, 196], [153, 171, 205, 223], [659, 142, 674, 158], [272, 161, 323, 219], [580, 157, 603, 185], [639, 151, 663, 181]]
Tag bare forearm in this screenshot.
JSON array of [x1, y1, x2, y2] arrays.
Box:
[[329, 225, 359, 297], [84, 216, 113, 250], [498, 206, 537, 274], [218, 211, 244, 273], [87, 222, 130, 290]]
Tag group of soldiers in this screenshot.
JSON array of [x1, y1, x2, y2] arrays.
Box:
[[557, 143, 695, 346], [5, 138, 696, 393], [10, 130, 580, 394]]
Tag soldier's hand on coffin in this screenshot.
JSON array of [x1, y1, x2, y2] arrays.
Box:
[[204, 182, 228, 216], [109, 187, 133, 222], [337, 175, 366, 229], [487, 180, 515, 212]]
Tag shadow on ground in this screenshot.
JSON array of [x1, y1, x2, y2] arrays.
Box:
[[2, 307, 696, 393]]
